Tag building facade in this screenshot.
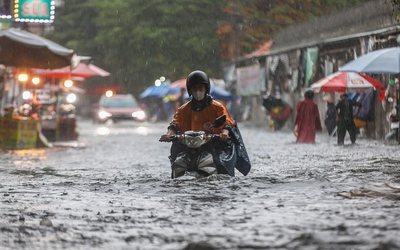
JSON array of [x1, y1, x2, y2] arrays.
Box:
[[226, 0, 400, 140]]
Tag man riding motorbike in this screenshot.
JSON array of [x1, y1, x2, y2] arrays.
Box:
[[160, 70, 251, 177]]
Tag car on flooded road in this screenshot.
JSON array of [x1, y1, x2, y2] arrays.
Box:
[[93, 94, 146, 123]]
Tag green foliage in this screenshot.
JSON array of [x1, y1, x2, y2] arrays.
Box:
[[46, 0, 99, 58], [389, 0, 400, 22], [48, 0, 229, 96], [46, 0, 363, 96], [220, 0, 363, 56]]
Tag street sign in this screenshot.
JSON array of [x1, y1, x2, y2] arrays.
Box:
[[36, 89, 52, 104], [14, 0, 55, 23]]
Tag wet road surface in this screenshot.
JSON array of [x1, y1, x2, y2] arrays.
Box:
[[1, 118, 400, 250]]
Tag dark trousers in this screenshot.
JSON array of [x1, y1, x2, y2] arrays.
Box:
[[325, 119, 336, 136], [337, 119, 357, 144], [169, 140, 235, 176], [169, 142, 186, 163]]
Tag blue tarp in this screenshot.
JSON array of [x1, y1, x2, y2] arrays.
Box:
[[139, 85, 169, 99], [210, 85, 235, 102], [349, 91, 374, 121], [141, 83, 235, 103], [166, 85, 234, 103]]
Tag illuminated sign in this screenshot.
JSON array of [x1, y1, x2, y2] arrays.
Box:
[[14, 0, 55, 23]]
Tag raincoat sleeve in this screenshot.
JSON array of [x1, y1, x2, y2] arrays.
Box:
[[211, 100, 236, 130], [294, 102, 303, 126], [228, 124, 251, 176], [314, 103, 322, 131], [168, 102, 191, 134], [211, 101, 251, 176]]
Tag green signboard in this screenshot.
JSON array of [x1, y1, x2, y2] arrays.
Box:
[[305, 47, 319, 87], [15, 0, 54, 22], [0, 19, 13, 27]]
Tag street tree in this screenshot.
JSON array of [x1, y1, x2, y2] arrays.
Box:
[[390, 0, 400, 21], [216, 0, 362, 59], [92, 0, 229, 95], [47, 0, 364, 96]]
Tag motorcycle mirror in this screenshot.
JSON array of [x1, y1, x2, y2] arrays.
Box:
[[213, 115, 226, 128]]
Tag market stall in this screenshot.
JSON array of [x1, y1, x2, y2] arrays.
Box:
[[0, 28, 74, 149], [0, 117, 38, 149]]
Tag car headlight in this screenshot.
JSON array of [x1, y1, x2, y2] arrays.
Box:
[[132, 110, 146, 120], [98, 110, 112, 119]]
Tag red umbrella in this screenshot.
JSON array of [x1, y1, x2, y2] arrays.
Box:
[[31, 62, 110, 79], [311, 72, 384, 93]]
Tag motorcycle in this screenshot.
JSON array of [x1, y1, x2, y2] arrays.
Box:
[[159, 115, 237, 179]]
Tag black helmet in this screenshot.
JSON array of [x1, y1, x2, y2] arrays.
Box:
[[186, 70, 210, 96]]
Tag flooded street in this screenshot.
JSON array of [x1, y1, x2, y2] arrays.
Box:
[[1, 118, 400, 250]]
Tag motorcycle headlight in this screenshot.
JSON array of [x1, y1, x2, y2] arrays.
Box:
[[183, 133, 206, 148], [132, 110, 146, 121], [98, 110, 112, 119]]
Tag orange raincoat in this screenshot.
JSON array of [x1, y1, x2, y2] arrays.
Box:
[[166, 98, 251, 176], [169, 100, 235, 134]]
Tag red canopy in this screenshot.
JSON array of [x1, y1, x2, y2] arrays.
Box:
[[31, 62, 110, 79], [311, 72, 384, 93]]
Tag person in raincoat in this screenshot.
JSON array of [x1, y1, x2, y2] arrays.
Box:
[[160, 70, 251, 176], [262, 93, 291, 131], [294, 90, 322, 143]]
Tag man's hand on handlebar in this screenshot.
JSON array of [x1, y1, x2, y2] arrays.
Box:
[[159, 130, 176, 142], [160, 129, 230, 141], [219, 129, 230, 141]]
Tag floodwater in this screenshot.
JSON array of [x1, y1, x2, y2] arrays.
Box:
[[1, 118, 400, 250]]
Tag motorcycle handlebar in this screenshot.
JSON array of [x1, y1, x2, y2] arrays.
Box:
[[159, 134, 220, 143], [159, 135, 177, 142]]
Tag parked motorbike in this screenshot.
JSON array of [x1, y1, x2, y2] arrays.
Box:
[[159, 115, 237, 179]]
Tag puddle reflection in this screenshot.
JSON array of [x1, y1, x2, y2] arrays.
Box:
[[96, 126, 110, 136]]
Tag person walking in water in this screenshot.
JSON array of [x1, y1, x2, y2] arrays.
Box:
[[335, 93, 362, 145], [294, 90, 322, 143]]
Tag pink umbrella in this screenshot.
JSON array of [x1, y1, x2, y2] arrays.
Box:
[[169, 78, 186, 88], [31, 62, 110, 79], [311, 72, 384, 93], [85, 64, 110, 77]]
